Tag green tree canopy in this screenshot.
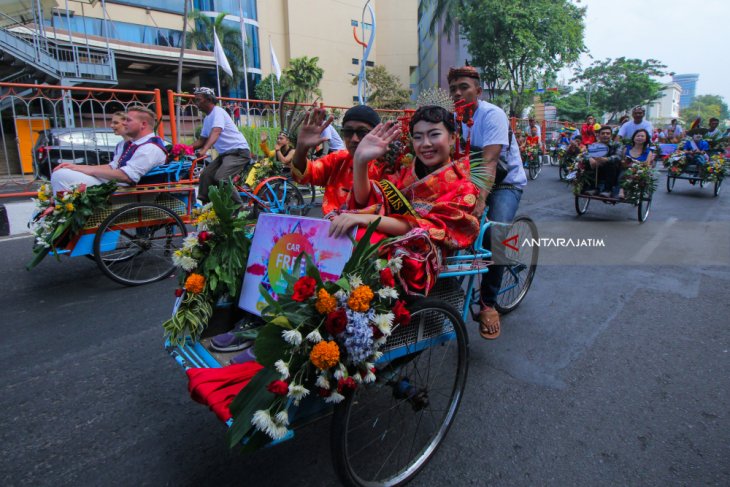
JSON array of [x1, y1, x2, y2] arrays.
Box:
[[254, 73, 292, 101], [681, 94, 729, 123], [283, 56, 324, 103], [351, 65, 412, 110], [186, 10, 243, 88], [572, 57, 666, 122], [459, 0, 586, 116]]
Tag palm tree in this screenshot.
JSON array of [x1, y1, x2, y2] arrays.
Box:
[[283, 56, 324, 103], [186, 10, 243, 87]]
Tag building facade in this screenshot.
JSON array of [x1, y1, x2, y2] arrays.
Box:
[[672, 73, 699, 109], [645, 82, 682, 126]]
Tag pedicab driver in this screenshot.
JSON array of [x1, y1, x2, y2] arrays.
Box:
[[191, 87, 251, 204], [51, 106, 167, 193], [448, 65, 527, 340]]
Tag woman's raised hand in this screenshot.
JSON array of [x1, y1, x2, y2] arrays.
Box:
[[296, 107, 333, 150], [353, 121, 401, 165]]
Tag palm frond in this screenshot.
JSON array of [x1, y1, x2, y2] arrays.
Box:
[[468, 151, 495, 191]]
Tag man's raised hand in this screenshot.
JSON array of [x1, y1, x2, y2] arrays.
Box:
[[296, 107, 333, 150], [353, 121, 401, 165]]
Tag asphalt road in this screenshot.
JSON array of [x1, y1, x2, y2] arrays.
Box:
[[1, 165, 729, 486]]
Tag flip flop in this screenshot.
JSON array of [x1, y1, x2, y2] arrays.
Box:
[[478, 307, 501, 340]]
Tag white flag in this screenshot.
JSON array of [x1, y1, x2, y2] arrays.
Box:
[[239, 4, 248, 45], [213, 30, 233, 77], [270, 39, 281, 82]]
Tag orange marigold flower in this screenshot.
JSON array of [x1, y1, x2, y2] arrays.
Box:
[[348, 285, 374, 312], [185, 273, 206, 294], [315, 288, 337, 314], [310, 340, 340, 370]]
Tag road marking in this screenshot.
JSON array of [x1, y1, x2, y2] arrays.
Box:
[[630, 216, 678, 264], [0, 233, 33, 243]]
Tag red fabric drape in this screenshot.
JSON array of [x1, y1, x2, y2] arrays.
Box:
[[186, 362, 264, 422]]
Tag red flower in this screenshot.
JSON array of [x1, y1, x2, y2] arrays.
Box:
[[325, 308, 348, 336], [318, 387, 332, 398], [292, 276, 317, 302], [393, 300, 411, 327], [198, 231, 211, 243], [379, 267, 395, 287], [174, 288, 184, 297], [266, 380, 289, 396], [337, 377, 357, 394], [370, 324, 384, 339]]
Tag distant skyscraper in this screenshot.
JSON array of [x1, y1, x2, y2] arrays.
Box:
[[672, 74, 699, 109]]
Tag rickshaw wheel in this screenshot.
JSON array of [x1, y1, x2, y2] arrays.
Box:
[[559, 164, 569, 181], [637, 193, 651, 223], [575, 194, 590, 215], [713, 179, 722, 197], [257, 179, 306, 215], [666, 176, 675, 193], [93, 203, 187, 286], [495, 216, 539, 314], [331, 299, 468, 487], [528, 159, 539, 180]]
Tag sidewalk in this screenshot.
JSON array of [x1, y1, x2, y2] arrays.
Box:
[[0, 175, 39, 237]]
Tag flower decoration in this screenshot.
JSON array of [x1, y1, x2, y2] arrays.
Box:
[[292, 276, 316, 302], [314, 288, 337, 314], [347, 285, 374, 312], [184, 273, 206, 293], [309, 341, 341, 370], [266, 380, 289, 396]]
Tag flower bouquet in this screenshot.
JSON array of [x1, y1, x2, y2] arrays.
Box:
[[27, 181, 118, 270], [704, 154, 727, 183], [225, 221, 412, 450], [170, 143, 194, 160], [570, 158, 596, 195], [163, 181, 254, 345], [620, 161, 657, 204], [663, 150, 687, 176]]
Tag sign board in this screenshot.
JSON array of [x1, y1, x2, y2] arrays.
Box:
[[238, 214, 354, 315]]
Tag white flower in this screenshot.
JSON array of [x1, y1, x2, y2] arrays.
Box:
[[182, 234, 199, 250], [348, 274, 363, 289], [324, 391, 345, 404], [287, 383, 310, 405], [353, 373, 363, 383], [172, 252, 197, 271], [361, 367, 376, 384], [388, 256, 403, 272], [334, 363, 347, 380], [274, 410, 289, 426], [315, 374, 330, 389], [374, 259, 388, 271], [252, 409, 287, 440], [372, 351, 384, 361], [374, 336, 388, 347], [373, 312, 394, 337], [306, 329, 323, 343], [377, 287, 399, 300], [282, 329, 303, 346], [274, 359, 290, 379]]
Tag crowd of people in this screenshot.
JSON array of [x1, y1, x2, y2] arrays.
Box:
[[46, 65, 727, 347]]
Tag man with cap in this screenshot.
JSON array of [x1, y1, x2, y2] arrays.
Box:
[[292, 104, 386, 216], [617, 106, 653, 142], [191, 87, 251, 204], [448, 65, 527, 340]]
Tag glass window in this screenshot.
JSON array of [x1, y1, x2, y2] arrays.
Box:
[[108, 1, 185, 14]]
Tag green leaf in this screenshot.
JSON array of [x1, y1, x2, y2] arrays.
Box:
[[226, 367, 280, 448], [334, 277, 350, 292], [270, 316, 292, 329], [252, 324, 290, 368]]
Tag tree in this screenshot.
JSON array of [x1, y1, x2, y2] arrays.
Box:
[[351, 65, 412, 109], [254, 73, 292, 101], [186, 10, 243, 87], [572, 57, 666, 122], [552, 89, 592, 122], [283, 56, 324, 103], [459, 0, 586, 116], [418, 0, 469, 38], [681, 94, 729, 123]]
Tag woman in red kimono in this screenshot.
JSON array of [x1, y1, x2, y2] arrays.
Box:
[[329, 105, 480, 295]]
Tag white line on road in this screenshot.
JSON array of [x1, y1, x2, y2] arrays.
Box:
[[629, 216, 678, 264], [0, 233, 33, 243]]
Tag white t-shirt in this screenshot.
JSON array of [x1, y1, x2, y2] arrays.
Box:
[[465, 100, 527, 189], [666, 124, 684, 138], [110, 133, 167, 183], [321, 125, 345, 151], [618, 119, 654, 140], [525, 123, 541, 138], [201, 106, 250, 154]]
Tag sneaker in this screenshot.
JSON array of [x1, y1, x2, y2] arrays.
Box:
[[229, 348, 257, 365], [209, 316, 261, 352]]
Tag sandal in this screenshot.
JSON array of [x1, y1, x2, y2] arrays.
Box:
[[478, 306, 500, 340]]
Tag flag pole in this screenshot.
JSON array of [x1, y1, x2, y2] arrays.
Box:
[[238, 0, 250, 126], [270, 35, 277, 128]]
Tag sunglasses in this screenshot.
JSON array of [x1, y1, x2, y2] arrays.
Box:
[[341, 128, 371, 139]]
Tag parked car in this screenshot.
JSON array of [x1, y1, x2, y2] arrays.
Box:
[[33, 128, 125, 179]]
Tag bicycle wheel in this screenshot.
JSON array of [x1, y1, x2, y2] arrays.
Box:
[[637, 193, 651, 223], [559, 163, 568, 181], [528, 159, 539, 180], [290, 180, 316, 215], [666, 175, 675, 193], [257, 179, 306, 215], [94, 203, 187, 286], [575, 195, 590, 215], [494, 216, 538, 314], [331, 298, 468, 487]]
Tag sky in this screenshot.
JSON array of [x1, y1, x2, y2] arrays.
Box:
[[562, 0, 729, 103]]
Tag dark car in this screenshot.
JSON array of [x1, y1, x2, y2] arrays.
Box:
[[33, 128, 125, 179]]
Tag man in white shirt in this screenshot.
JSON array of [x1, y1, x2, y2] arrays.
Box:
[[320, 123, 345, 153], [448, 65, 527, 340], [617, 106, 653, 141], [665, 119, 684, 142], [191, 87, 251, 203], [51, 106, 167, 193]]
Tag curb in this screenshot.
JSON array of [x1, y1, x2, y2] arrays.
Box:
[[0, 205, 8, 237]]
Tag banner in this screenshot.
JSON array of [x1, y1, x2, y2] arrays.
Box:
[[213, 30, 233, 77], [270, 39, 282, 82]]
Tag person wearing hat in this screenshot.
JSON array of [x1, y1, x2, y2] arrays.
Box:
[[683, 128, 710, 166], [292, 104, 387, 216], [191, 87, 251, 204], [447, 64, 527, 340], [617, 106, 653, 142]]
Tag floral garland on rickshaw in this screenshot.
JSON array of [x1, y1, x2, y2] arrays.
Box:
[[27, 181, 118, 270], [620, 160, 657, 204], [663, 150, 687, 176], [225, 222, 412, 448], [705, 154, 728, 183], [662, 151, 727, 182], [163, 182, 254, 345]]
